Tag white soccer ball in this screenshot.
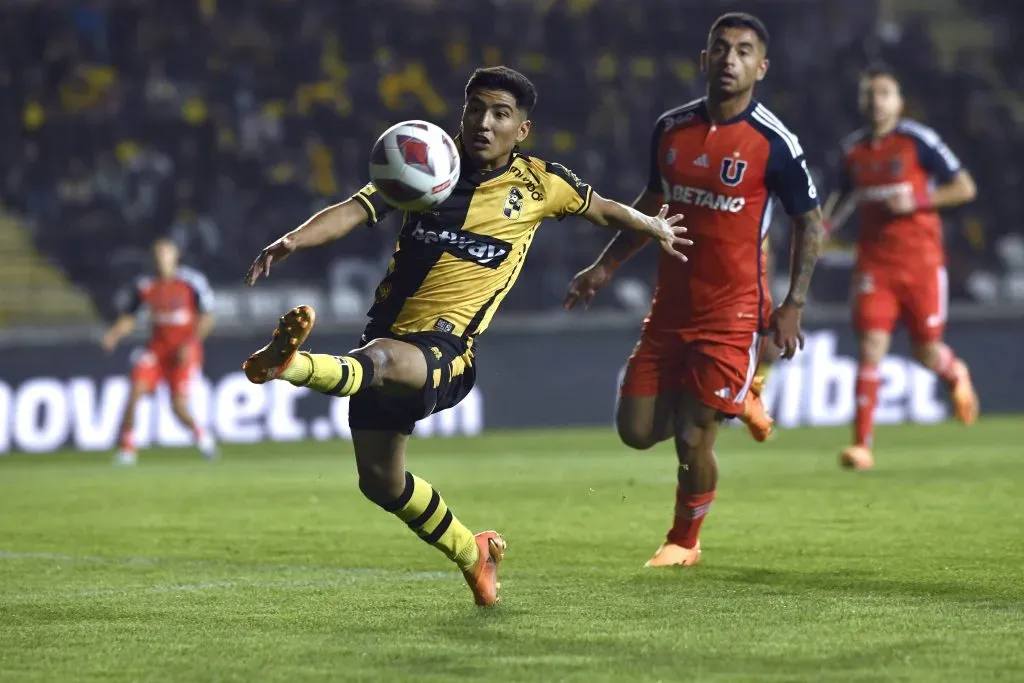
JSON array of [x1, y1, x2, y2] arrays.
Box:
[[368, 120, 461, 212]]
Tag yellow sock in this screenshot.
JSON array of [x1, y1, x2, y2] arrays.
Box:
[[279, 352, 373, 396], [383, 473, 479, 572]]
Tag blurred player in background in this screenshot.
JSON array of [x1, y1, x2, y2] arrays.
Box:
[[826, 64, 979, 471], [242, 67, 690, 606], [102, 238, 217, 466], [565, 13, 826, 567]]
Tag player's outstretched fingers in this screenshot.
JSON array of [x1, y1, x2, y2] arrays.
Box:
[[666, 212, 686, 227]]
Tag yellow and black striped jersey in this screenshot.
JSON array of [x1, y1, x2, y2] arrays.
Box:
[[350, 148, 592, 343]]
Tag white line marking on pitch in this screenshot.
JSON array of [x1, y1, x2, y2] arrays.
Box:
[[0, 550, 452, 580], [3, 577, 374, 602]]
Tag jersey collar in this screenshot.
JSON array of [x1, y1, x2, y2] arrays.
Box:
[[698, 96, 758, 125]]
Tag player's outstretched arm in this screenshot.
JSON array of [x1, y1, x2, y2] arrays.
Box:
[[564, 190, 690, 310], [197, 312, 215, 341], [101, 314, 136, 352], [581, 193, 691, 260], [930, 169, 977, 209], [821, 190, 857, 238], [245, 199, 371, 286], [771, 206, 827, 359]]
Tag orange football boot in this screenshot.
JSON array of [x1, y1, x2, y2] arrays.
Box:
[[740, 375, 774, 442], [950, 360, 979, 426], [243, 305, 317, 384], [839, 444, 874, 471], [644, 540, 701, 568], [462, 531, 506, 606]]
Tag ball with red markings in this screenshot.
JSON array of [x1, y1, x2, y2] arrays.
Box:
[[368, 120, 460, 212]]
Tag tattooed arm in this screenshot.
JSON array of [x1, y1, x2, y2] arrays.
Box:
[[772, 205, 827, 358], [785, 206, 827, 307]]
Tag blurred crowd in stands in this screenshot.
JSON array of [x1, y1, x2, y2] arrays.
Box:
[[1, 0, 1021, 319]]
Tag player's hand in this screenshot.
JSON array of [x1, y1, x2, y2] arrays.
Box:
[[883, 190, 917, 216], [245, 236, 298, 286], [649, 204, 691, 262], [564, 263, 614, 311], [101, 331, 118, 353], [770, 302, 805, 360]]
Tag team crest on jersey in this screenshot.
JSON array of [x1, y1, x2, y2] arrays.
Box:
[[666, 148, 677, 164], [720, 158, 748, 187], [887, 158, 904, 177], [503, 187, 524, 220]]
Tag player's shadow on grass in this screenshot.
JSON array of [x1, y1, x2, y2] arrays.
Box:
[[409, 609, 945, 678], [698, 565, 1021, 607]]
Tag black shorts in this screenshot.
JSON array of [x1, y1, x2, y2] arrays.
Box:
[[348, 330, 477, 435]]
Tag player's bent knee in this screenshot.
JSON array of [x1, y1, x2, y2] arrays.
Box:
[[912, 340, 943, 367], [357, 474, 394, 506], [616, 422, 660, 451], [358, 339, 427, 388], [858, 331, 891, 365]]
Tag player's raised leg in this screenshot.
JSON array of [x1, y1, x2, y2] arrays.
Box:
[[740, 338, 776, 442], [615, 335, 677, 450], [244, 304, 505, 605], [646, 392, 719, 567], [906, 266, 978, 425], [244, 305, 423, 399], [352, 429, 505, 606], [914, 341, 978, 424], [740, 239, 776, 442]]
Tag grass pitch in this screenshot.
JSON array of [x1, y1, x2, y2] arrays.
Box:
[[2, 418, 1023, 682]]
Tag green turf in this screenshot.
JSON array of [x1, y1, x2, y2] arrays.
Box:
[[2, 418, 1023, 682]]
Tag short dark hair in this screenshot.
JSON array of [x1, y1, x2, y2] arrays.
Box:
[[709, 12, 770, 50], [464, 66, 538, 114], [861, 61, 901, 84]]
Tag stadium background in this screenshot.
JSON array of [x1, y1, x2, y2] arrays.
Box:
[[1, 0, 1022, 453]]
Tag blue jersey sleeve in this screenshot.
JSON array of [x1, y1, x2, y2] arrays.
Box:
[[766, 139, 820, 216], [751, 105, 820, 216], [900, 121, 961, 184]]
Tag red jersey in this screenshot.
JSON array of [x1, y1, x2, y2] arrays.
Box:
[[646, 98, 820, 333], [124, 267, 213, 350], [840, 119, 961, 269]]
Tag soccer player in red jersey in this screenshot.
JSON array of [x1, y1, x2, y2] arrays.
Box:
[[102, 238, 218, 465], [565, 13, 826, 567], [825, 64, 979, 471]]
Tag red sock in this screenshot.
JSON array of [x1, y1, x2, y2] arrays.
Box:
[[666, 489, 716, 549], [119, 429, 135, 452], [855, 364, 880, 447], [932, 344, 961, 389]]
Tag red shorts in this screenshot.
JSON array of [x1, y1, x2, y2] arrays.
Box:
[[619, 329, 764, 416], [852, 264, 947, 344], [130, 342, 203, 395]]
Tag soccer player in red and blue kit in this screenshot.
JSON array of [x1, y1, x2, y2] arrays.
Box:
[[826, 64, 979, 471], [566, 13, 827, 567], [102, 238, 218, 465]]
